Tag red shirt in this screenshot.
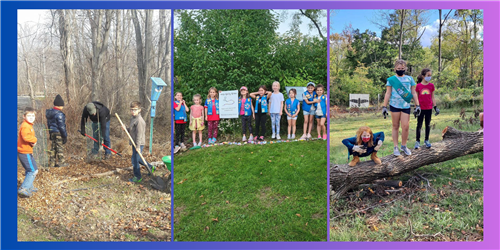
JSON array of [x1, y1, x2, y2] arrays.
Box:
[[416, 82, 435, 110], [174, 102, 187, 124]]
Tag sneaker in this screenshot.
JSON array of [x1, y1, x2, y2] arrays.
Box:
[[242, 135, 246, 141], [174, 146, 181, 154], [424, 140, 431, 148], [208, 138, 213, 144], [213, 138, 217, 143], [29, 187, 38, 193], [248, 135, 254, 142], [276, 134, 281, 140], [307, 133, 312, 139], [292, 134, 295, 139], [259, 136, 264, 141], [394, 146, 401, 156], [18, 189, 32, 197], [151, 165, 156, 174], [104, 154, 111, 160], [299, 134, 307, 140], [317, 135, 321, 139], [322, 134, 327, 140], [181, 143, 187, 149], [271, 133, 276, 139], [129, 177, 142, 183], [287, 134, 291, 139], [401, 145, 412, 155], [414, 141, 420, 149]]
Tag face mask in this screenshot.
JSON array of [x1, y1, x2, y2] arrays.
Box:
[[396, 70, 405, 76], [362, 137, 371, 143], [425, 76, 432, 82]]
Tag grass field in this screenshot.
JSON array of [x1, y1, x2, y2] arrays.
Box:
[[174, 139, 327, 241], [330, 108, 483, 241]]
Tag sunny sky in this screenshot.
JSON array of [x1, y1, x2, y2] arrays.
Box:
[[330, 9, 483, 48]]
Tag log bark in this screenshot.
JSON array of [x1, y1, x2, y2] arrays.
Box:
[[330, 127, 483, 200]]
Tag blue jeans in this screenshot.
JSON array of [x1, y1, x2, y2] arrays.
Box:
[[18, 153, 38, 191], [131, 145, 152, 179], [270, 113, 281, 135], [92, 120, 111, 155]]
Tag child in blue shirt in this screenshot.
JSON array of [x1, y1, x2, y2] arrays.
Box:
[[284, 88, 301, 139], [342, 126, 385, 167], [314, 84, 328, 140]]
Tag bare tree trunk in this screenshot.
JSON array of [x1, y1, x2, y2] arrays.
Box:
[[131, 9, 145, 104], [24, 57, 37, 108], [398, 10, 405, 59], [330, 127, 483, 199], [164, 11, 172, 130], [87, 10, 113, 101], [57, 9, 74, 105], [438, 9, 453, 85]]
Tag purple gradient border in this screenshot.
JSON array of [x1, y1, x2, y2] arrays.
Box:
[[1, 1, 498, 250]]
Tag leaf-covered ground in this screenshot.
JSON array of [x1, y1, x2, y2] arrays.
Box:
[[330, 108, 483, 241], [174, 139, 328, 241], [17, 142, 171, 242]]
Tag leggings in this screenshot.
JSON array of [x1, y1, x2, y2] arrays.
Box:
[[241, 115, 253, 135], [175, 123, 186, 146], [208, 120, 219, 138], [255, 113, 267, 137], [416, 109, 432, 142], [270, 113, 281, 135]]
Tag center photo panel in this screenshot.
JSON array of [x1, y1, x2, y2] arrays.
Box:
[[172, 9, 328, 241]]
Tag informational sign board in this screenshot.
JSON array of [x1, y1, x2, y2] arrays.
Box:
[[219, 90, 239, 118], [285, 86, 307, 101], [349, 94, 370, 108]]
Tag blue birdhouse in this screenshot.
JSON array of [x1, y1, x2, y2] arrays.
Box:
[[150, 77, 167, 117]]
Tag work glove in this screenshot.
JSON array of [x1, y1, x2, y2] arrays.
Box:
[[434, 106, 440, 116], [374, 140, 383, 151], [413, 105, 421, 118], [352, 145, 367, 154], [62, 137, 67, 145], [382, 106, 388, 119]]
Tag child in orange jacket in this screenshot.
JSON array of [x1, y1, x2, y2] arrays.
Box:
[[17, 107, 39, 197]]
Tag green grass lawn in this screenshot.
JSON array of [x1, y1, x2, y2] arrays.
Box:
[[174, 140, 327, 241], [330, 108, 483, 241]]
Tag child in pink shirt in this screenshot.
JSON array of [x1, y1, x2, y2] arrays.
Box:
[[415, 68, 440, 149], [189, 94, 205, 146]]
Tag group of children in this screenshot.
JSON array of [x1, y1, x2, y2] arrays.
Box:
[[174, 81, 328, 153], [343, 59, 443, 167], [18, 95, 154, 197]]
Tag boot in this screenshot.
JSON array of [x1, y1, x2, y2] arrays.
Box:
[[348, 156, 360, 167], [371, 152, 381, 164]]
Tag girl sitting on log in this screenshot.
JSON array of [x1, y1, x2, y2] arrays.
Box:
[[342, 126, 385, 167]]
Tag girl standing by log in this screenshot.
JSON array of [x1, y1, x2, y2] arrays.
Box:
[[414, 68, 440, 149], [382, 59, 420, 156]]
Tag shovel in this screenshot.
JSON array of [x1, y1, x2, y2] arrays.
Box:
[[115, 113, 167, 191]]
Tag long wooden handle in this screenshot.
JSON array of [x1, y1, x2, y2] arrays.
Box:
[[115, 113, 150, 169]]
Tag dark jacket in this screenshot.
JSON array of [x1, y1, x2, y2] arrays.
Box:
[[80, 101, 110, 136], [342, 132, 385, 157], [46, 108, 67, 138]]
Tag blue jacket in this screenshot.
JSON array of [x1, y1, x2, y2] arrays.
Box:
[[46, 108, 67, 138], [342, 132, 385, 158]]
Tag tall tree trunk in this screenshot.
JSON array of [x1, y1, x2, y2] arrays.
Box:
[[131, 10, 145, 105], [57, 9, 74, 105], [87, 10, 113, 101], [438, 10, 442, 83], [330, 127, 483, 199], [398, 10, 406, 59], [23, 57, 37, 108]]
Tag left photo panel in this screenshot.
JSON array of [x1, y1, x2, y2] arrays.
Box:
[[17, 9, 172, 241]]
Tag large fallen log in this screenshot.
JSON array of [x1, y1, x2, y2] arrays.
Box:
[[330, 126, 483, 200]]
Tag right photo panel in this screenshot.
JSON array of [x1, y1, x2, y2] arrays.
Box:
[[329, 9, 484, 241]]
